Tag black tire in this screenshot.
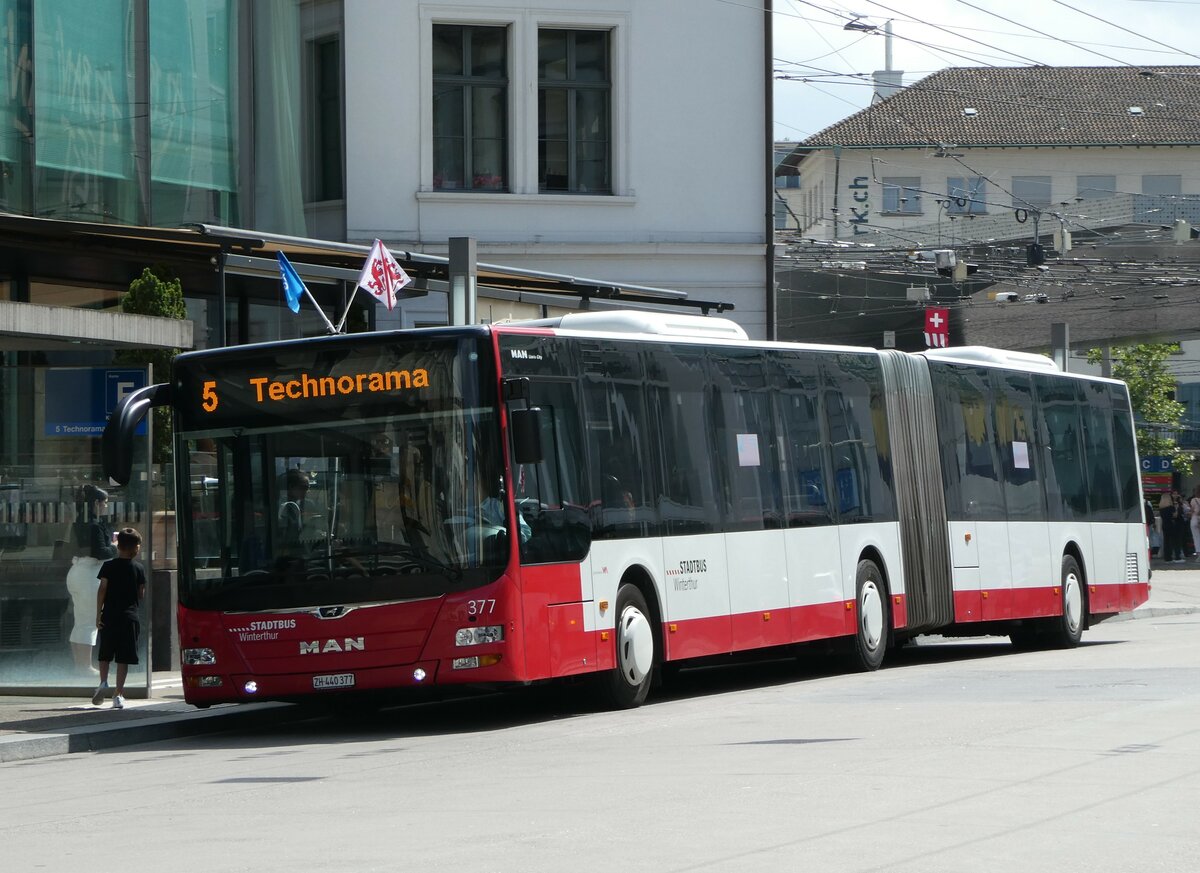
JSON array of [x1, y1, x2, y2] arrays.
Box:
[[1050, 554, 1086, 648], [598, 584, 656, 709], [850, 559, 888, 671]]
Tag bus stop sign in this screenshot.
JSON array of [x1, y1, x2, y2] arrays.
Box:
[[44, 367, 147, 436]]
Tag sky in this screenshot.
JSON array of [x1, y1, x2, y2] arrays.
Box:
[[771, 0, 1200, 141]]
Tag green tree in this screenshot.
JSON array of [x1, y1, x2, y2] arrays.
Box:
[[114, 266, 187, 463], [1087, 343, 1191, 477]]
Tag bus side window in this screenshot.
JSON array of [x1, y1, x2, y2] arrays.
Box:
[[709, 350, 781, 531], [1108, 383, 1141, 523], [645, 346, 719, 536], [581, 343, 656, 540], [776, 356, 832, 528], [1081, 380, 1121, 521], [1034, 374, 1089, 521], [929, 363, 1004, 521], [822, 354, 897, 524]]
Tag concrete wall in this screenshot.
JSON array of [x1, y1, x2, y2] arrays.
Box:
[[343, 0, 770, 337]]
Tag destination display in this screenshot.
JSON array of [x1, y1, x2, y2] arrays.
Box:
[[175, 334, 495, 431]]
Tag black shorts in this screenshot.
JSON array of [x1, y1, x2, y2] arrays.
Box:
[[97, 618, 140, 665]]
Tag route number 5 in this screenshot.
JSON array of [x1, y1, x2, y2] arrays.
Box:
[[202, 380, 219, 413]]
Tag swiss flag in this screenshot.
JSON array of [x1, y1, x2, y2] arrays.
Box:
[[356, 239, 413, 311], [924, 307, 949, 348]]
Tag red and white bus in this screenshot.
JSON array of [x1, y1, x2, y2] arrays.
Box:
[[105, 311, 1149, 708]]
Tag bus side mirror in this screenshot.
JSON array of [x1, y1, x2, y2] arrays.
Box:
[[102, 383, 172, 486], [510, 407, 544, 464]]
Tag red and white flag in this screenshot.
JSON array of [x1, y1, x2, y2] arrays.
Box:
[[356, 239, 412, 311], [924, 306, 949, 348]]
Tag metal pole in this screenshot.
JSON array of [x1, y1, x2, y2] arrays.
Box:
[[449, 237, 477, 326], [764, 0, 776, 341], [1051, 322, 1070, 372], [217, 250, 228, 347]]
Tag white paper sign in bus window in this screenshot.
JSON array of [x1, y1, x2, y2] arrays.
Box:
[[737, 433, 761, 467], [1013, 440, 1030, 470]]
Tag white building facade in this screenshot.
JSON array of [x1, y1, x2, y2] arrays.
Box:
[[785, 66, 1200, 249], [341, 1, 774, 337]]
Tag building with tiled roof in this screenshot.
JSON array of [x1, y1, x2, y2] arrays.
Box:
[[782, 65, 1200, 244]]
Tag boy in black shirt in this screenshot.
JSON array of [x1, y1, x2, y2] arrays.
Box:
[[91, 528, 147, 710]]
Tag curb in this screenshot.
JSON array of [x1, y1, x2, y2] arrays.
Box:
[[1107, 605, 1200, 622], [0, 701, 297, 763]]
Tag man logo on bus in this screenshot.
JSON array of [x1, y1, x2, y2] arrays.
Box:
[[300, 637, 365, 655], [509, 349, 543, 361]]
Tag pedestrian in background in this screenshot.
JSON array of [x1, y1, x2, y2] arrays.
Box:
[[91, 528, 146, 710], [1189, 485, 1200, 562], [65, 485, 115, 672], [1159, 491, 1182, 562], [1174, 490, 1191, 560]]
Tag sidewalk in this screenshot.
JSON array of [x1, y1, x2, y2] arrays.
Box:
[[0, 672, 296, 762], [2, 562, 1197, 763]]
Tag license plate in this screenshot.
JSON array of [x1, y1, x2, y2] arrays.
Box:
[[312, 673, 355, 689]]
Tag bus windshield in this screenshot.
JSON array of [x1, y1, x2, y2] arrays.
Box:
[[175, 332, 508, 612]]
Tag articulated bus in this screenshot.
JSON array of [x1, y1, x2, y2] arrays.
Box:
[[104, 311, 1149, 708]]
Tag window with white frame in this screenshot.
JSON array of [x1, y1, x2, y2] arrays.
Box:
[[537, 29, 611, 194], [881, 177, 921, 214], [946, 177, 986, 215], [1012, 176, 1052, 209], [432, 24, 508, 191]]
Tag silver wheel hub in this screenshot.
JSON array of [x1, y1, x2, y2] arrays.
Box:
[[617, 604, 654, 686], [1063, 571, 1082, 634], [860, 581, 884, 651]]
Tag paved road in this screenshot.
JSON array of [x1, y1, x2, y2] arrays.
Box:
[[4, 562, 1196, 763], [3, 609, 1198, 873]]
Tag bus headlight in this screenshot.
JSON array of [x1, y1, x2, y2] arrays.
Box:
[[455, 625, 504, 646], [182, 647, 216, 665]]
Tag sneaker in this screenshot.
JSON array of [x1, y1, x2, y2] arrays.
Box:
[[91, 681, 109, 706], [112, 695, 125, 710]]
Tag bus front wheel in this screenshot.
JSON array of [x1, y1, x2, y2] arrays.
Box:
[[851, 559, 888, 671], [599, 584, 655, 709]]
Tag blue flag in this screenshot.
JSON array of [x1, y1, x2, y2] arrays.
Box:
[[277, 251, 306, 314]]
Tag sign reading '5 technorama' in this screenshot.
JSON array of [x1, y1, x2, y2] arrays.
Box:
[[174, 333, 497, 430]]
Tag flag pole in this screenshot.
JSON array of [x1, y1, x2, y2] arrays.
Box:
[[305, 286, 340, 334], [334, 283, 361, 334]]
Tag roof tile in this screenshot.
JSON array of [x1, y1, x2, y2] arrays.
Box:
[[800, 66, 1200, 148]]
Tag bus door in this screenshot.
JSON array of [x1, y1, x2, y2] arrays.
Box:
[[777, 369, 843, 642], [646, 346, 733, 659], [995, 371, 1051, 620], [934, 364, 1012, 623], [711, 351, 790, 651], [508, 373, 596, 681]]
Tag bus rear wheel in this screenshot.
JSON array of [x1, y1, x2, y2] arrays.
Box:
[[851, 559, 888, 671], [1050, 554, 1086, 648], [598, 584, 655, 709]]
